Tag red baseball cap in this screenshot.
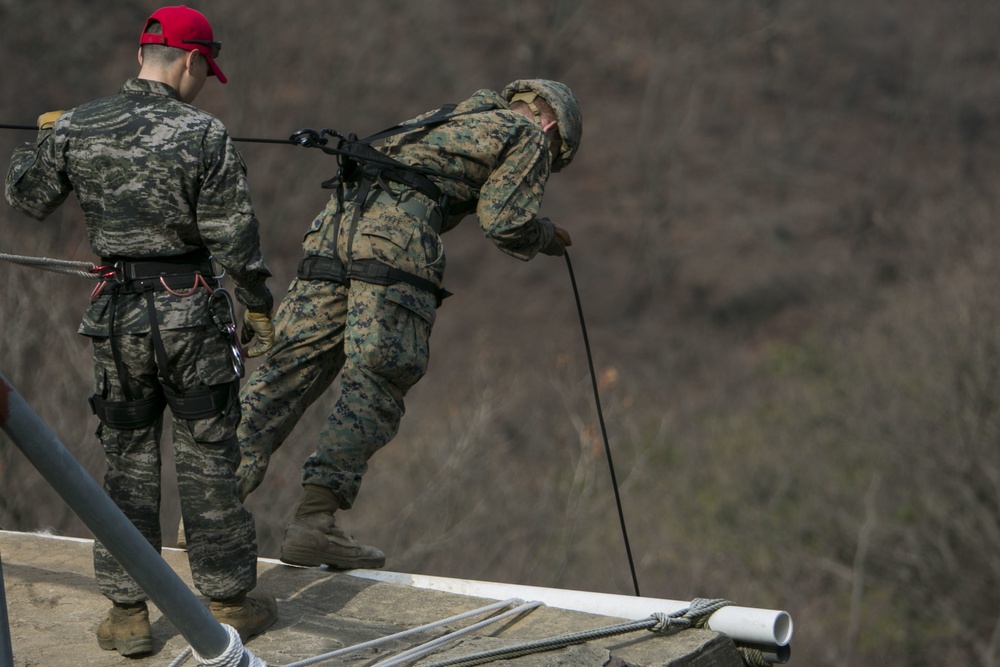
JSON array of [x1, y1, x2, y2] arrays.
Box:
[[139, 6, 227, 83]]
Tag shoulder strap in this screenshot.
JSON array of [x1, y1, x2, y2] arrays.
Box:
[[333, 102, 500, 193], [359, 103, 497, 145]]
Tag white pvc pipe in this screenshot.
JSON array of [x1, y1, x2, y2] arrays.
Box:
[[346, 569, 793, 647]]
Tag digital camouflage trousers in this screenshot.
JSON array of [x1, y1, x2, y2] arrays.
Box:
[[90, 326, 256, 604], [236, 276, 434, 509]]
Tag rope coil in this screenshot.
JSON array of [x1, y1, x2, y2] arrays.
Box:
[[167, 624, 267, 667]]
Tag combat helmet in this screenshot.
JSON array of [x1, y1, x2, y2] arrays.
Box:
[[502, 79, 582, 172]]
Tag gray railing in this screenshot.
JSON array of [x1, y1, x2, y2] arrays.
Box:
[[0, 371, 257, 666]]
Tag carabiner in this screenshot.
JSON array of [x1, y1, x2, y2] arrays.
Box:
[[208, 288, 245, 378]]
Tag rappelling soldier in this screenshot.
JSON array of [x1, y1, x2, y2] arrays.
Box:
[[4, 5, 278, 656], [235, 79, 583, 570]]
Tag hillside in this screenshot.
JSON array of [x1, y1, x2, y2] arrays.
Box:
[[2, 2, 1000, 665]]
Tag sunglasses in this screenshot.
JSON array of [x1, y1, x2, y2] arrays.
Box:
[[181, 39, 221, 59]]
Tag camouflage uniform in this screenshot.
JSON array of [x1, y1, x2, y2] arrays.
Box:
[[238, 88, 557, 508], [4, 78, 272, 603]]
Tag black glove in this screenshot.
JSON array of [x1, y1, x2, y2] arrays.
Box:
[[540, 219, 572, 256]]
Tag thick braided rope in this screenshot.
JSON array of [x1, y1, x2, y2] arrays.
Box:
[[0, 251, 99, 279], [166, 625, 267, 667], [736, 646, 773, 667], [423, 599, 736, 667]]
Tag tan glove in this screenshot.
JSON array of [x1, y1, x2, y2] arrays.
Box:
[[240, 310, 275, 358], [540, 220, 573, 256], [37, 110, 65, 130]]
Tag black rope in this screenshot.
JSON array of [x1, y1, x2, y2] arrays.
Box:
[[564, 250, 640, 597], [231, 136, 297, 145], [2, 122, 297, 145]]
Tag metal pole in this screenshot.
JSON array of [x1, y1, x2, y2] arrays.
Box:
[[0, 372, 238, 662], [0, 553, 13, 667]]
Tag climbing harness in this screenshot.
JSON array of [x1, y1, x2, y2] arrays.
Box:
[[286, 102, 497, 307], [0, 249, 242, 428], [0, 253, 246, 430], [85, 251, 243, 430]]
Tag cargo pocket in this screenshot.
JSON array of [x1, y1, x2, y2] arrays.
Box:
[[350, 281, 435, 391], [359, 218, 415, 267]]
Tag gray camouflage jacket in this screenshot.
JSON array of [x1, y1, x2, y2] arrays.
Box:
[[4, 78, 272, 335]]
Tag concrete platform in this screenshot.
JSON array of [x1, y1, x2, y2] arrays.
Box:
[[0, 530, 745, 667]]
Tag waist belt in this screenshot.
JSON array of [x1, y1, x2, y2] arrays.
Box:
[[297, 255, 451, 307], [99, 253, 218, 294]]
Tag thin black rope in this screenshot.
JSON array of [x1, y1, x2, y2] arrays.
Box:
[[564, 250, 640, 597], [231, 136, 297, 145], [2, 122, 297, 145]]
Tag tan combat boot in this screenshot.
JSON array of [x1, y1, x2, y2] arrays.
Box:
[[96, 601, 153, 656], [209, 591, 278, 642], [279, 485, 386, 569]]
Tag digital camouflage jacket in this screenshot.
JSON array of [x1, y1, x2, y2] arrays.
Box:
[[382, 88, 556, 260], [4, 78, 271, 335]]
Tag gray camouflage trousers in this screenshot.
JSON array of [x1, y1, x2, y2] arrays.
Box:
[[236, 276, 433, 509], [91, 327, 257, 604]]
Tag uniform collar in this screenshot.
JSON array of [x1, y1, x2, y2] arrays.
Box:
[[122, 77, 182, 101]]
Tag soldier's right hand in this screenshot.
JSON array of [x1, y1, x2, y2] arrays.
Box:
[[540, 220, 572, 256], [241, 310, 275, 358]]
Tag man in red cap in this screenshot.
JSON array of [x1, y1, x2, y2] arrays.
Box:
[[139, 5, 229, 86], [5, 5, 277, 656]]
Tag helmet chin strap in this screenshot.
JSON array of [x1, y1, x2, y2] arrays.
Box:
[[509, 90, 544, 125]]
